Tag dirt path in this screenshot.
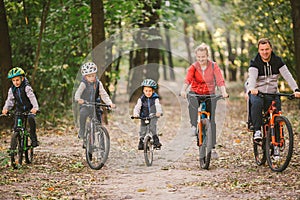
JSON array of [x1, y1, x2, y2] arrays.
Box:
[[0, 78, 300, 199]]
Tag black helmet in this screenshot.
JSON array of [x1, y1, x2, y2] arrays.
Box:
[[141, 79, 157, 89]]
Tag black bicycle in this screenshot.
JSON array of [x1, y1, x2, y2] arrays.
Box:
[[131, 114, 161, 166], [1, 111, 36, 169], [82, 102, 111, 170]]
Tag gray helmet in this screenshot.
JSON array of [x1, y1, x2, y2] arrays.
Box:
[[141, 79, 157, 89]]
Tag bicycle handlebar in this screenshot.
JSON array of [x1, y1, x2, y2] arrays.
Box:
[[0, 111, 39, 117], [256, 92, 295, 100], [187, 94, 225, 102], [131, 113, 162, 120], [82, 101, 112, 108]]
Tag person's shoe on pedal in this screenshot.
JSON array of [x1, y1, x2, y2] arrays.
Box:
[[78, 130, 84, 139], [31, 140, 39, 147], [253, 130, 262, 141], [153, 135, 162, 149], [211, 149, 219, 159], [138, 138, 144, 150], [191, 126, 197, 137]]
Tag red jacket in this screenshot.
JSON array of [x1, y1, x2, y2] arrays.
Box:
[[184, 61, 225, 94]]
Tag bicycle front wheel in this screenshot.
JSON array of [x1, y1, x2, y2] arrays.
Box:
[[266, 116, 293, 172], [86, 125, 110, 170], [199, 119, 212, 169], [25, 134, 34, 164], [10, 132, 23, 169], [144, 135, 154, 166]]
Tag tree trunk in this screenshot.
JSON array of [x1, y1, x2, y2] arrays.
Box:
[[183, 21, 192, 64], [226, 30, 237, 81], [129, 48, 145, 103], [145, 0, 161, 83], [91, 0, 108, 123], [165, 27, 175, 80], [31, 0, 50, 88], [0, 0, 12, 105], [290, 0, 300, 108], [0, 0, 12, 127]]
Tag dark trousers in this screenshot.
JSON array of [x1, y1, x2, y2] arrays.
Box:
[[249, 94, 281, 131], [14, 114, 37, 142], [188, 92, 217, 147], [139, 117, 158, 139], [79, 106, 102, 136]]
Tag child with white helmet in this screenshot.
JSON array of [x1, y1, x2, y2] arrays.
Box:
[[133, 79, 163, 150], [74, 62, 115, 140]]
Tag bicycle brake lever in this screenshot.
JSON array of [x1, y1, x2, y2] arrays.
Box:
[[288, 95, 295, 100]]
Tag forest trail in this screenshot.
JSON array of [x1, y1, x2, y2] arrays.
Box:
[[0, 72, 300, 199]]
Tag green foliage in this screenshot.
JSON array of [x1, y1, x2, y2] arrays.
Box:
[[4, 0, 91, 125], [3, 0, 298, 124], [229, 0, 295, 72]]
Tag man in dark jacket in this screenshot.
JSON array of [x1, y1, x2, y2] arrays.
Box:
[[246, 38, 300, 141]]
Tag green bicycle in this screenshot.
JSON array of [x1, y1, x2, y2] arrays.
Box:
[[1, 111, 36, 169]]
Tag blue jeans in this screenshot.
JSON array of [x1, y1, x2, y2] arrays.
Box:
[[249, 94, 281, 131]]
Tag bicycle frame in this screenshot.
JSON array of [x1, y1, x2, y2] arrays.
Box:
[[82, 101, 111, 170], [1, 111, 35, 169], [131, 115, 157, 144], [15, 112, 31, 152], [198, 103, 210, 146], [263, 101, 283, 147], [260, 93, 293, 147], [131, 114, 159, 166], [188, 94, 223, 146]]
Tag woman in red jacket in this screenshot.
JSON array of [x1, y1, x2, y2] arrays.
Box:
[[180, 43, 228, 158]]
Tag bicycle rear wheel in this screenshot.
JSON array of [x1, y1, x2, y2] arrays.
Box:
[[253, 127, 266, 166], [25, 134, 34, 164], [266, 116, 293, 172], [86, 125, 110, 170], [199, 120, 211, 169], [144, 135, 154, 166], [10, 132, 23, 169]]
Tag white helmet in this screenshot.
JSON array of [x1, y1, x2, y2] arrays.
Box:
[[81, 62, 97, 75]]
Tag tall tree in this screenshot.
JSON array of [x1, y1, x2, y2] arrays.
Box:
[[91, 0, 106, 80], [145, 0, 161, 82], [91, 0, 108, 123], [31, 0, 51, 87], [290, 0, 300, 90], [0, 0, 12, 105]]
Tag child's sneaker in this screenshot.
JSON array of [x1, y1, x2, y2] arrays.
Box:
[[138, 138, 144, 150], [78, 130, 84, 139], [253, 130, 262, 141], [153, 135, 162, 149], [211, 149, 219, 159], [31, 140, 39, 147], [191, 126, 197, 136]]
